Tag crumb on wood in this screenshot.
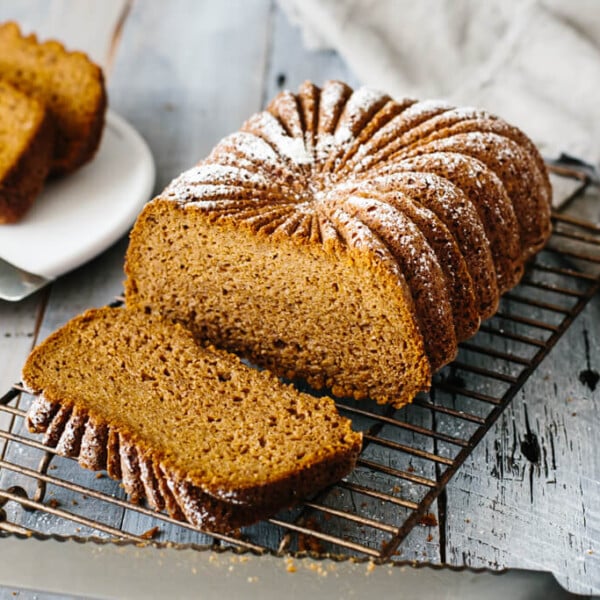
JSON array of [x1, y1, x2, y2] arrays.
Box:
[[392, 485, 401, 494], [71, 499, 78, 506], [47, 498, 60, 509], [95, 472, 104, 479], [140, 526, 160, 540], [426, 533, 434, 542], [366, 561, 376, 575], [407, 465, 415, 473], [285, 557, 296, 573], [418, 512, 438, 527]]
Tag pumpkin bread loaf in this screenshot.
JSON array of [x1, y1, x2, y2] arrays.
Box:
[[0, 21, 106, 176], [22, 307, 362, 532], [0, 80, 54, 223], [125, 80, 552, 408]]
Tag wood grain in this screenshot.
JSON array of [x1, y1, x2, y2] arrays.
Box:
[[445, 296, 600, 595]]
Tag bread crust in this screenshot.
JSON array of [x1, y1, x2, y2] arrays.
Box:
[[25, 392, 361, 532], [0, 21, 106, 176], [0, 82, 54, 223]]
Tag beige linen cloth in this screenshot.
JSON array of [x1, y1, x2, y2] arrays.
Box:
[[279, 0, 600, 166]]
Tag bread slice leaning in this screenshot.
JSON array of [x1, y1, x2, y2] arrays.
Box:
[[0, 21, 106, 176], [22, 307, 362, 532], [0, 80, 54, 223]]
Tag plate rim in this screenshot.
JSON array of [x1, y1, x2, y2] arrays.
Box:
[[0, 109, 156, 279]]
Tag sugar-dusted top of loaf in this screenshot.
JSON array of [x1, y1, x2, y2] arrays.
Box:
[[163, 80, 550, 261]]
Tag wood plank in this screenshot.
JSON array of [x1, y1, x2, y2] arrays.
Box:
[[262, 2, 358, 103], [108, 0, 274, 193], [0, 0, 127, 68], [445, 298, 600, 595], [0, 294, 42, 455]]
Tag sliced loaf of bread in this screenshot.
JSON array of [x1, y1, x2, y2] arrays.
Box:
[[0, 80, 54, 223], [22, 307, 362, 532], [0, 21, 106, 176], [124, 80, 552, 408]]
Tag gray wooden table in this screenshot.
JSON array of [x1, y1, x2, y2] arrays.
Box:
[[0, 1, 598, 596]]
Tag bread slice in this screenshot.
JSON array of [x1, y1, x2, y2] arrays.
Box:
[[22, 307, 362, 532], [0, 22, 106, 176], [0, 80, 54, 223]]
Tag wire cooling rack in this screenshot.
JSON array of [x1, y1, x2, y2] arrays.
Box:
[[0, 163, 598, 561]]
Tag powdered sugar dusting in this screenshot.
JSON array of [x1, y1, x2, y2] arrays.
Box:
[[245, 112, 312, 165], [318, 80, 349, 132], [210, 131, 280, 165], [334, 87, 387, 145], [182, 164, 269, 187], [26, 394, 58, 430], [402, 99, 454, 119]]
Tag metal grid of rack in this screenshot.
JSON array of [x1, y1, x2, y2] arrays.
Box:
[[0, 164, 598, 560]]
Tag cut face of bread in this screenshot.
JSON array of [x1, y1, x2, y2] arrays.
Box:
[[0, 80, 54, 223], [126, 199, 432, 406], [22, 307, 362, 532], [125, 80, 552, 407], [0, 21, 106, 176]]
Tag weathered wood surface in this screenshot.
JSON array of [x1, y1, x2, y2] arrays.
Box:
[[0, 1, 598, 596]]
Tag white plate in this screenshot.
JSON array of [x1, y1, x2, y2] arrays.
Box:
[[0, 111, 155, 279]]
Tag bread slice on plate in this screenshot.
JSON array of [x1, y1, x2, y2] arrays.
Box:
[[0, 21, 106, 176], [0, 80, 54, 223], [22, 307, 362, 532]]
